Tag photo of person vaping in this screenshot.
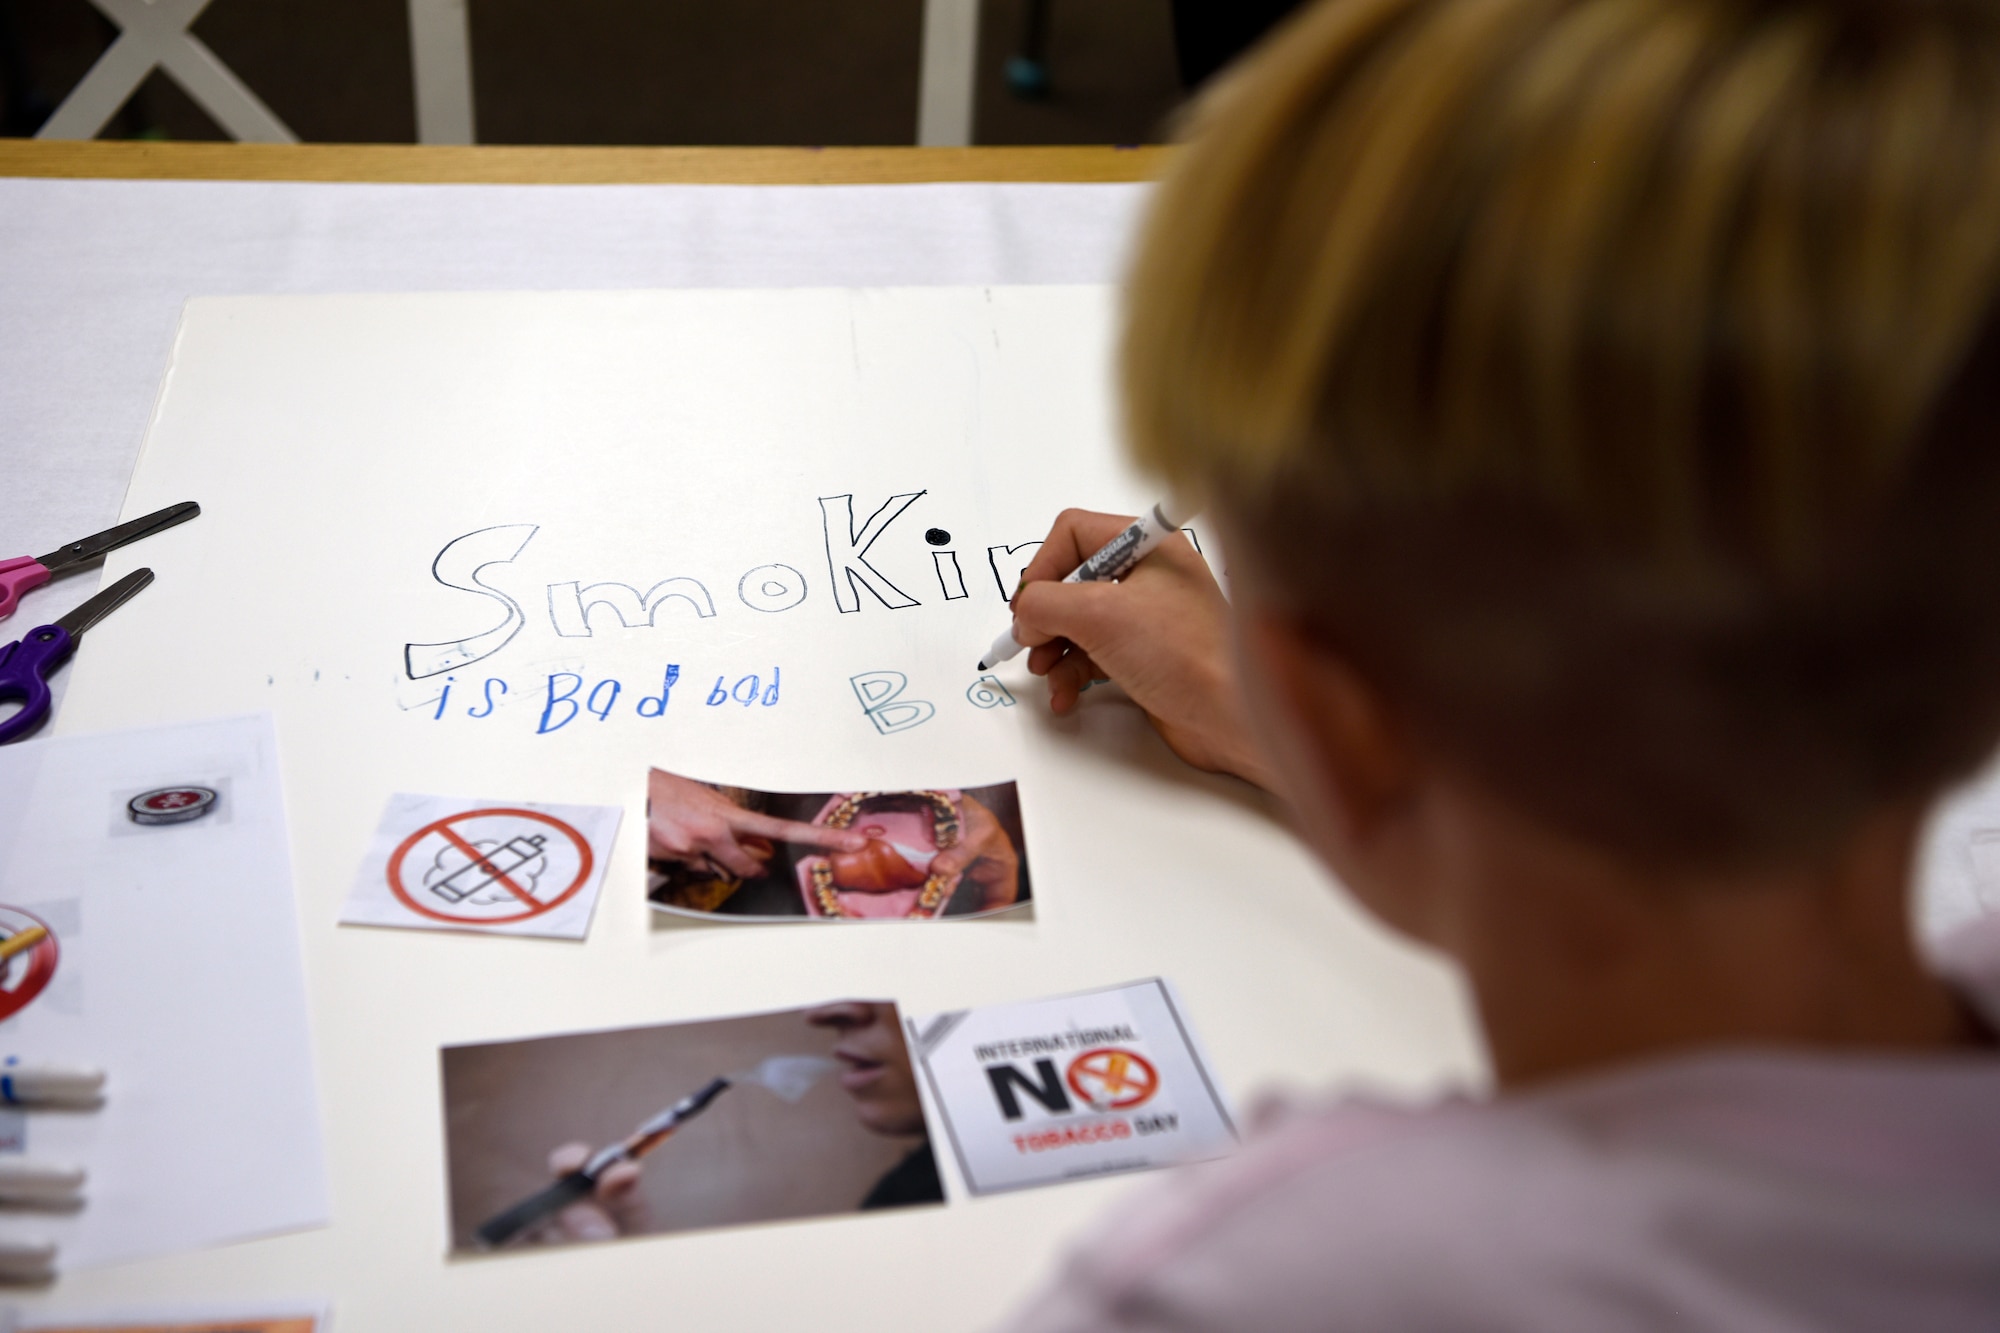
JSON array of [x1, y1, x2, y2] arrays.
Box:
[[536, 1001, 941, 1239], [442, 1001, 941, 1252]]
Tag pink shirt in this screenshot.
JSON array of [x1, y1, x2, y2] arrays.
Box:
[[999, 916, 2000, 1332]]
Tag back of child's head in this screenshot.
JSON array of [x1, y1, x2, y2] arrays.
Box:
[[1126, 0, 2000, 868]]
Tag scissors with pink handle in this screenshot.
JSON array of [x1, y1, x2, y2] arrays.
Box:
[[0, 569, 154, 745], [0, 501, 198, 623]]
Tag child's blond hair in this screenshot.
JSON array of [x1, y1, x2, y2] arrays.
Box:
[[1126, 0, 2000, 865]]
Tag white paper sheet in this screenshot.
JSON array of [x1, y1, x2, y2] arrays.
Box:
[[341, 793, 620, 940], [0, 714, 327, 1270], [909, 978, 1234, 1196], [44, 287, 1480, 1331]]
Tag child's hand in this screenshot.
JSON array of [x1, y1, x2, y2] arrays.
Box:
[[1010, 509, 1273, 790]]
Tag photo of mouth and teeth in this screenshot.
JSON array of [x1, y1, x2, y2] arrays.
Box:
[[645, 767, 1031, 921], [440, 1000, 941, 1254]]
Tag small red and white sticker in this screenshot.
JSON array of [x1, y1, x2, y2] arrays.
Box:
[[1066, 1047, 1160, 1111], [128, 785, 217, 825]]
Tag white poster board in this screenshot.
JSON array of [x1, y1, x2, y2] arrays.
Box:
[[45, 288, 1480, 1330]]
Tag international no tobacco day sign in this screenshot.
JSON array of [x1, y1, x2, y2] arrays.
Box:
[[908, 978, 1237, 1196]]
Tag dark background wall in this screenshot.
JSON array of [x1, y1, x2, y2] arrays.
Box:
[[0, 0, 1190, 145]]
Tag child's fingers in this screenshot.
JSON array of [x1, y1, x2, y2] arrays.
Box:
[[1027, 638, 1069, 676], [1047, 648, 1104, 714], [1017, 509, 1141, 585], [1011, 576, 1127, 651]]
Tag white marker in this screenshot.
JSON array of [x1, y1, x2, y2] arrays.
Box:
[[978, 500, 1193, 671], [0, 1060, 104, 1107], [0, 1158, 84, 1202], [0, 1236, 56, 1283]]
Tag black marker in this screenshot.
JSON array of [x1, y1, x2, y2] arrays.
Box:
[[978, 500, 1193, 670], [473, 1076, 730, 1249]]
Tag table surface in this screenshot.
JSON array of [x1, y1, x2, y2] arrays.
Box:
[[0, 137, 1990, 1328], [0, 140, 1450, 1333], [0, 139, 1169, 185]]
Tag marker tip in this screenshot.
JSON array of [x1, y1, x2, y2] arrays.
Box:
[[976, 659, 990, 671]]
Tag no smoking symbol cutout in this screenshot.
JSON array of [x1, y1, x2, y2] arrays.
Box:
[[1065, 1047, 1160, 1111], [386, 808, 594, 926], [0, 906, 58, 1022]]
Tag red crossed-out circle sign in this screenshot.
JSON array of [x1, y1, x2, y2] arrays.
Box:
[[1065, 1047, 1160, 1111], [386, 808, 593, 925], [0, 905, 59, 1022]]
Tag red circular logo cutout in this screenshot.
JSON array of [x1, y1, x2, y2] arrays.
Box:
[[1065, 1047, 1160, 1111]]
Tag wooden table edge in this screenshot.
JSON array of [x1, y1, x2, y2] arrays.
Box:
[[0, 140, 1168, 185]]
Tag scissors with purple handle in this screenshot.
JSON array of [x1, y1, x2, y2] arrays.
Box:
[[0, 501, 198, 623], [0, 569, 154, 745]]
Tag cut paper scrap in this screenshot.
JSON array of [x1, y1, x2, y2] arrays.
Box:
[[341, 794, 621, 940], [908, 977, 1237, 1197], [16, 1299, 327, 1332]]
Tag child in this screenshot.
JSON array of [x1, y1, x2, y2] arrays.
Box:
[[999, 0, 2000, 1325]]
